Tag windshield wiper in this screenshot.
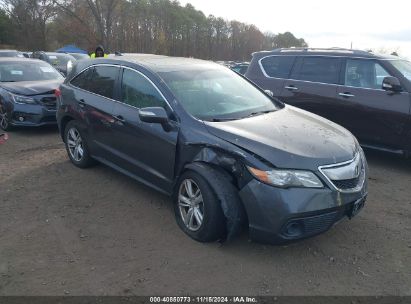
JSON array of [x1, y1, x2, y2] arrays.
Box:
[[211, 117, 240, 122], [241, 109, 276, 119]]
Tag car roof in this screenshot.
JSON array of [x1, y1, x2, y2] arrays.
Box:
[[0, 50, 18, 52], [105, 53, 222, 73], [252, 48, 400, 60]]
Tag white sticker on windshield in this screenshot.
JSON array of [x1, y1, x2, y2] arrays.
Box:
[[40, 66, 54, 73], [11, 70, 23, 75]]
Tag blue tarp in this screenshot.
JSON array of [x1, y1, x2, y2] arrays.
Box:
[[56, 45, 88, 54]]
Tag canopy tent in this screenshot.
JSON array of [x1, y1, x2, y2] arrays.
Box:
[[55, 45, 88, 54]]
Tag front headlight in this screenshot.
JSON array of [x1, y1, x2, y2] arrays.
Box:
[[247, 166, 323, 188], [10, 93, 37, 105]]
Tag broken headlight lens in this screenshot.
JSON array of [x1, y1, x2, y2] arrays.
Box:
[[247, 166, 323, 188], [10, 93, 37, 105]]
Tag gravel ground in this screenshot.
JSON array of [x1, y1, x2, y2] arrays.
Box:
[[0, 126, 410, 296]]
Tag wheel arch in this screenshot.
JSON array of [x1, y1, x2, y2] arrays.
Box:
[[59, 115, 75, 142], [181, 161, 248, 241]]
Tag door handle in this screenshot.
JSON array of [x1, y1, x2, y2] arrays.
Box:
[[78, 99, 86, 108], [339, 92, 355, 98], [285, 85, 298, 91], [115, 115, 126, 123]]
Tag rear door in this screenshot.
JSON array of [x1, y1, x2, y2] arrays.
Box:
[[336, 58, 411, 149], [247, 55, 295, 96], [280, 56, 344, 125], [69, 64, 120, 160], [110, 67, 179, 193]]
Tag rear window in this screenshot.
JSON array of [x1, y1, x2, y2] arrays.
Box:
[[70, 67, 93, 90], [0, 51, 19, 58], [71, 65, 120, 99], [260, 56, 295, 78], [88, 66, 119, 99], [297, 57, 340, 84]]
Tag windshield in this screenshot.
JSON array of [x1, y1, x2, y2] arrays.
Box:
[[159, 67, 279, 121], [0, 61, 64, 82], [390, 60, 411, 81], [48, 54, 74, 66], [70, 53, 89, 60]]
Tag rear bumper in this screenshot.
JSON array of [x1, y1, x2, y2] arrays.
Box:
[[239, 179, 368, 244], [10, 103, 57, 127]]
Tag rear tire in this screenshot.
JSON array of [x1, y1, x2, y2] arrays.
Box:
[[64, 120, 96, 168], [174, 170, 226, 242]]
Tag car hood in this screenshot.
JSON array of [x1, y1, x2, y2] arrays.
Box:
[[0, 80, 63, 96], [204, 106, 358, 170]]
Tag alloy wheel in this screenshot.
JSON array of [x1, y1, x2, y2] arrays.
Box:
[[67, 127, 84, 162], [0, 105, 9, 130], [178, 179, 204, 231]]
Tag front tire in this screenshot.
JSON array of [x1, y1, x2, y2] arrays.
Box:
[[64, 120, 95, 168], [174, 170, 226, 242], [0, 105, 12, 131]]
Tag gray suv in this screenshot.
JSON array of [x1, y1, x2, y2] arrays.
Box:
[[57, 55, 368, 244]]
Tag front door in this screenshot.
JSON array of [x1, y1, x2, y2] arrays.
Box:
[[110, 67, 178, 193], [336, 58, 411, 149]]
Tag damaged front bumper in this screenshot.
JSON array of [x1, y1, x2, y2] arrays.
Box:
[[10, 102, 57, 127], [239, 178, 368, 244]]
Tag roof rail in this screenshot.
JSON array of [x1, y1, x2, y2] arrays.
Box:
[[269, 47, 374, 55]]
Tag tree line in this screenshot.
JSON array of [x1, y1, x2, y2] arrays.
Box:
[[0, 0, 308, 61]]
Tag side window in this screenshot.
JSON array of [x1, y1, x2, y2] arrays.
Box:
[[260, 56, 295, 78], [121, 68, 166, 109], [345, 59, 391, 89], [88, 65, 120, 99], [70, 67, 94, 91], [297, 57, 340, 84]]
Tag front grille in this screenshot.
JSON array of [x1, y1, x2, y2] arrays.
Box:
[[40, 115, 56, 123], [40, 96, 57, 110], [331, 177, 360, 190], [319, 152, 366, 192]]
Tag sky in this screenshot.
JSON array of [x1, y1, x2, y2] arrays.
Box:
[[179, 0, 411, 59]]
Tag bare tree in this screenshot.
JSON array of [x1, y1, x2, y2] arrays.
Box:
[[2, 0, 56, 49]]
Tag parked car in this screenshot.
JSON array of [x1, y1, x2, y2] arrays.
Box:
[[246, 48, 411, 156], [57, 55, 368, 244], [0, 50, 25, 58], [31, 51, 76, 76], [230, 62, 249, 75], [0, 58, 64, 130]]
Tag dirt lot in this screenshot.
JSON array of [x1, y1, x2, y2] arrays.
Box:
[[0, 126, 410, 296]]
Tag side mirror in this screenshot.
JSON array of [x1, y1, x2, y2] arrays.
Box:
[[382, 76, 402, 92], [138, 107, 169, 124], [264, 90, 274, 97]]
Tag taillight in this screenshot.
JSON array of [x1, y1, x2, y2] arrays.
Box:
[[55, 88, 62, 97]]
